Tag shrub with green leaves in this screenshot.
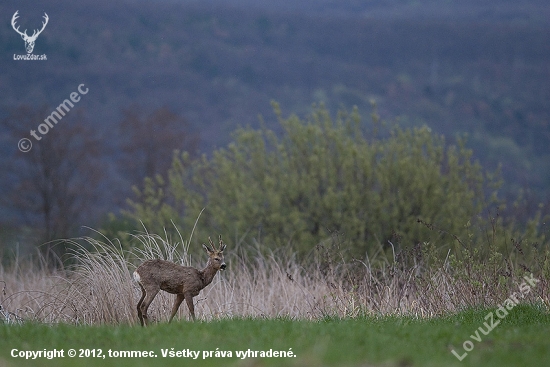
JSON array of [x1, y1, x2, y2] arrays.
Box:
[[121, 103, 498, 257]]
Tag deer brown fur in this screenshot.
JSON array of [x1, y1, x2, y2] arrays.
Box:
[[133, 235, 226, 326]]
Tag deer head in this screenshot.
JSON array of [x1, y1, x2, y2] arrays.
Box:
[[203, 235, 227, 271], [11, 11, 49, 54]]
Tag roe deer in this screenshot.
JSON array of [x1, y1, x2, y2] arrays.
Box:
[[133, 235, 226, 326]]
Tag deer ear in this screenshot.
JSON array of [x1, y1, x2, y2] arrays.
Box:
[[202, 244, 212, 253], [220, 243, 226, 252]]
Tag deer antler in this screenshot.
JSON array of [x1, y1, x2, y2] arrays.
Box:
[[31, 13, 49, 39], [208, 236, 216, 252], [11, 11, 26, 38], [11, 11, 48, 40]]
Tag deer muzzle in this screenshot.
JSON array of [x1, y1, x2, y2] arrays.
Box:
[[220, 263, 227, 270]]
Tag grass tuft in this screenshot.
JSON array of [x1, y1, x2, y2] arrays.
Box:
[[0, 230, 548, 325]]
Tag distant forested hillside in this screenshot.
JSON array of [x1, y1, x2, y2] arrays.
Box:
[[1, 0, 549, 245], [215, 0, 550, 22]]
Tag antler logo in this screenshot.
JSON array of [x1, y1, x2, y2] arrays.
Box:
[[11, 10, 49, 54]]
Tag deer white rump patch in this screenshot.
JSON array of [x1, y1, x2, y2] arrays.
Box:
[[133, 271, 141, 283]]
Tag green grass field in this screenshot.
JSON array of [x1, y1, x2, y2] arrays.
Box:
[[1, 304, 549, 367]]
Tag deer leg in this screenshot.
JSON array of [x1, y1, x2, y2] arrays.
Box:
[[139, 287, 160, 327], [136, 284, 147, 326], [169, 294, 185, 323], [185, 294, 196, 321]]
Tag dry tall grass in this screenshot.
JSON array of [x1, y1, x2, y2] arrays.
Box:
[[1, 232, 548, 325]]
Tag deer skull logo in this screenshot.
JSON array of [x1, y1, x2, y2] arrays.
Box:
[[11, 11, 49, 54]]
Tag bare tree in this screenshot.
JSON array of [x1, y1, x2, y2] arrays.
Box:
[[119, 106, 198, 184], [1, 105, 103, 258]]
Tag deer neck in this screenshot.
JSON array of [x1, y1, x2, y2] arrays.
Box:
[[200, 260, 218, 287]]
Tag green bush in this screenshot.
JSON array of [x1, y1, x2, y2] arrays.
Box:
[[118, 103, 507, 257]]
